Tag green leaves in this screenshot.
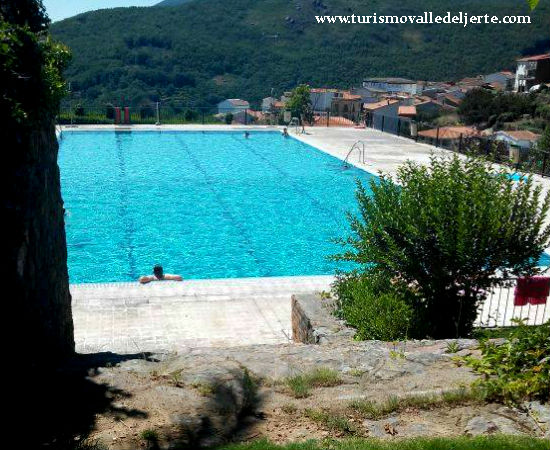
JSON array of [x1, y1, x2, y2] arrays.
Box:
[[526, 0, 540, 10], [463, 320, 550, 403], [335, 154, 550, 338]]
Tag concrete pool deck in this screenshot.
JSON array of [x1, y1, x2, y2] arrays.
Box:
[[71, 275, 333, 353], [64, 125, 550, 353]]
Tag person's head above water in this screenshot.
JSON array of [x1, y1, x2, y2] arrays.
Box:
[[153, 264, 164, 278]]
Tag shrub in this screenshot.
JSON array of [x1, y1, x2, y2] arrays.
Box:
[[463, 320, 550, 404], [334, 273, 414, 341], [334, 154, 550, 338], [225, 113, 233, 124]]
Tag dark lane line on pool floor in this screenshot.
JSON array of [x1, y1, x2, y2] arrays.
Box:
[[233, 135, 343, 224], [173, 134, 267, 276], [115, 133, 138, 280]]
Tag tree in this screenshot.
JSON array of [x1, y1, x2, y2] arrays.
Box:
[[458, 88, 495, 125], [2, 0, 74, 362], [538, 126, 550, 154], [335, 154, 550, 338], [286, 84, 313, 125]]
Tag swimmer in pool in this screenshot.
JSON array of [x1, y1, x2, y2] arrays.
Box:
[[139, 265, 183, 284], [244, 131, 250, 139], [282, 127, 289, 137]]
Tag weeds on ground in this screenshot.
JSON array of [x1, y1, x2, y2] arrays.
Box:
[[284, 368, 343, 398], [191, 380, 216, 396], [349, 387, 477, 420], [445, 341, 460, 354], [303, 409, 358, 435], [348, 369, 364, 377]]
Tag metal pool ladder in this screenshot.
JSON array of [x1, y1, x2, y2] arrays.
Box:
[[343, 140, 366, 167]]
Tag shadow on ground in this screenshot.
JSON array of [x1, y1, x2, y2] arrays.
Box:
[[21, 352, 153, 449], [19, 352, 262, 449]]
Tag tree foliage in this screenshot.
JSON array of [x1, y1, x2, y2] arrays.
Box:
[[0, 0, 70, 127], [457, 88, 543, 127], [49, 0, 550, 107], [286, 84, 313, 124], [334, 155, 550, 338]]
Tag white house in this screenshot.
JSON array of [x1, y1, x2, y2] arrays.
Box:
[[514, 54, 550, 93], [217, 99, 250, 114], [362, 77, 417, 96], [494, 130, 541, 164], [310, 89, 341, 113], [261, 97, 276, 113]]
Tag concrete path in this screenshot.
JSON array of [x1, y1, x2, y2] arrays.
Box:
[[71, 276, 333, 354]]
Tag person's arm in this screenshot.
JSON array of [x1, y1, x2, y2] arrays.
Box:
[[164, 274, 183, 281], [139, 275, 155, 284]]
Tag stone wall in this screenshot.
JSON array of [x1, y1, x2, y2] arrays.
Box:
[[6, 117, 74, 362], [291, 293, 355, 344]]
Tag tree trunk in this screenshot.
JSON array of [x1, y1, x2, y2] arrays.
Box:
[[5, 116, 74, 363]]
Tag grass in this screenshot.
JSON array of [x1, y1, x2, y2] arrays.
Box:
[[191, 380, 217, 396], [284, 368, 342, 398], [140, 429, 159, 442], [213, 435, 550, 450], [445, 341, 460, 354], [303, 409, 358, 435], [349, 388, 477, 420]]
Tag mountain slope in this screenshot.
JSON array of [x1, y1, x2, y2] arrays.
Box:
[[51, 0, 550, 106], [155, 0, 197, 6]]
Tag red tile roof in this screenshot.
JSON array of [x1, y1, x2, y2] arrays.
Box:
[[497, 130, 541, 141], [312, 115, 356, 126], [363, 99, 399, 111], [418, 126, 480, 140], [518, 53, 550, 62], [398, 106, 416, 116]]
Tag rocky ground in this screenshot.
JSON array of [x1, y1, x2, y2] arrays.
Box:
[[70, 339, 549, 449]]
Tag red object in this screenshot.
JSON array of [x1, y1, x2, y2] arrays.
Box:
[[124, 107, 130, 124], [114, 107, 121, 124], [514, 277, 550, 306]]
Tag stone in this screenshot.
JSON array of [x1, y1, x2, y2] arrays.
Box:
[[464, 416, 499, 435]]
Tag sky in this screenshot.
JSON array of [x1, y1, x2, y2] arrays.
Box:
[[43, 1, 159, 22]]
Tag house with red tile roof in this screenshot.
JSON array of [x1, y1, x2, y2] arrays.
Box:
[[418, 126, 480, 141], [398, 105, 416, 119], [484, 71, 515, 91], [494, 130, 540, 149], [494, 130, 541, 164], [217, 98, 250, 114]]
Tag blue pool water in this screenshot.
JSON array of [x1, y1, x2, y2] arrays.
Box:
[[59, 131, 377, 283]]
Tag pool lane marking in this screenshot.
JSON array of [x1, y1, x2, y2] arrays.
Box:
[[173, 134, 268, 275], [233, 134, 343, 224], [115, 133, 138, 280]]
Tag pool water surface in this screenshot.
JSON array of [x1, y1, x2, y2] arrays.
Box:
[[59, 131, 377, 283]]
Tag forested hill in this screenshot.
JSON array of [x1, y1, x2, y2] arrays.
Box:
[[50, 0, 550, 107]]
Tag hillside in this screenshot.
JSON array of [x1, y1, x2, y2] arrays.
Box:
[[50, 0, 550, 107]]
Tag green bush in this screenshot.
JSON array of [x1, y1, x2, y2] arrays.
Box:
[[334, 273, 414, 341], [334, 155, 550, 338], [463, 320, 550, 404]]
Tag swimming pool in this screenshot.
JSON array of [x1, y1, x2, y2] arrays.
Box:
[[59, 131, 376, 283]]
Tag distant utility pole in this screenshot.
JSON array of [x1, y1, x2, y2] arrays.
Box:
[[155, 101, 160, 125]]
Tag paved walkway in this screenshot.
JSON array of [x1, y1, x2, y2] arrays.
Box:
[[71, 276, 333, 353]]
